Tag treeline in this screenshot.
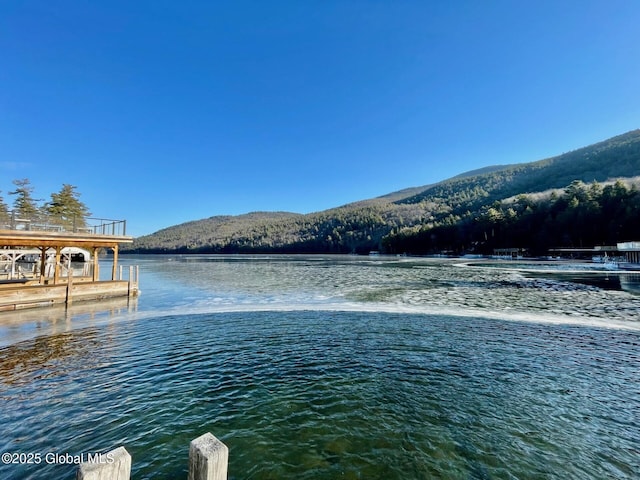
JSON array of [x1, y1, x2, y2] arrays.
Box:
[[0, 179, 90, 229], [399, 129, 640, 212], [127, 129, 640, 255], [128, 203, 428, 254], [382, 179, 640, 256]]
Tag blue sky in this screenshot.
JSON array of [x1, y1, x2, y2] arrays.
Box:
[[1, 1, 639, 237]]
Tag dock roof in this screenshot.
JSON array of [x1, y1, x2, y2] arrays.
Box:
[[0, 229, 132, 249]]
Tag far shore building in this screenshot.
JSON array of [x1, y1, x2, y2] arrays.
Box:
[[617, 242, 640, 270], [492, 247, 528, 259], [547, 245, 619, 260], [495, 243, 640, 269]]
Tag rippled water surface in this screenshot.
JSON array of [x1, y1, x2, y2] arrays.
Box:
[[1, 255, 639, 479]]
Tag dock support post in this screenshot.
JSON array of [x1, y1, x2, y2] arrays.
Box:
[[66, 268, 73, 305], [53, 246, 61, 285], [39, 246, 47, 284], [127, 266, 133, 297], [92, 247, 100, 282], [111, 245, 119, 281], [76, 446, 131, 480], [188, 433, 228, 480]]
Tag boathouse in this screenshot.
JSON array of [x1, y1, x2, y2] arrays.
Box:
[[617, 242, 640, 270], [493, 247, 527, 259], [547, 245, 619, 260], [0, 217, 138, 311]]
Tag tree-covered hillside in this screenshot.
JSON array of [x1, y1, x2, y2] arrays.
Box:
[[127, 129, 640, 255], [397, 130, 640, 213], [130, 202, 430, 254], [383, 178, 640, 256]]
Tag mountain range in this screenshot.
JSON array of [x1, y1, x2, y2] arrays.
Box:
[[126, 129, 640, 255]]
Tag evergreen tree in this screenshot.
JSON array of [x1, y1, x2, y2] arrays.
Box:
[[0, 191, 9, 226], [9, 178, 40, 219], [46, 184, 91, 229]]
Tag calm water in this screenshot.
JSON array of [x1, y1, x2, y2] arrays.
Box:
[[0, 255, 639, 479]]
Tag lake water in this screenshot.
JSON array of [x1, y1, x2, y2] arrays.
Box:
[[1, 255, 639, 479]]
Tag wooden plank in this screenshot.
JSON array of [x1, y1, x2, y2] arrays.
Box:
[[76, 447, 131, 480], [0, 229, 133, 248], [188, 433, 229, 480], [70, 281, 130, 301], [0, 279, 30, 285], [112, 245, 119, 281], [39, 246, 47, 284], [66, 268, 73, 305], [54, 247, 61, 285], [0, 286, 67, 308], [93, 247, 100, 282], [0, 282, 132, 309]]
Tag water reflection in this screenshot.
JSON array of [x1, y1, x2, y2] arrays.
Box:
[[520, 269, 640, 295], [0, 296, 138, 348], [620, 273, 640, 295], [0, 329, 99, 388]]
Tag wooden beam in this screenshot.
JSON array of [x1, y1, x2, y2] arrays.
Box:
[[92, 247, 100, 282], [188, 433, 229, 480], [0, 229, 132, 248], [53, 247, 61, 285], [112, 245, 119, 281], [39, 247, 47, 284], [77, 447, 131, 480], [66, 268, 73, 305], [0, 281, 132, 310]]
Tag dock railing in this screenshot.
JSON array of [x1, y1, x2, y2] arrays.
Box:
[[83, 217, 127, 236], [3, 212, 127, 236], [75, 432, 228, 480]]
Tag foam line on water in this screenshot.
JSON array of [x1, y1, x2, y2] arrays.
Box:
[[2, 296, 639, 349], [123, 301, 640, 332]]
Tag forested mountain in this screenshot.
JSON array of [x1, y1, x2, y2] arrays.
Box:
[[127, 129, 640, 255], [384, 177, 640, 256]]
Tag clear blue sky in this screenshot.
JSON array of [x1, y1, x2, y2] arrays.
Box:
[[1, 1, 639, 237]]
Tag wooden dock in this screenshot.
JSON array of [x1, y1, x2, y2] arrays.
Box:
[[0, 226, 138, 311]]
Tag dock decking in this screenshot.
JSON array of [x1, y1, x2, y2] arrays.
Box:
[[0, 221, 138, 310]]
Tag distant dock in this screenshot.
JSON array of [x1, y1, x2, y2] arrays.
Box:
[[0, 216, 138, 310]]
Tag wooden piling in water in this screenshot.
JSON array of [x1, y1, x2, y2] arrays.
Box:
[[188, 433, 229, 480], [127, 266, 133, 297], [75, 433, 228, 480], [66, 267, 73, 305], [76, 446, 131, 480]]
